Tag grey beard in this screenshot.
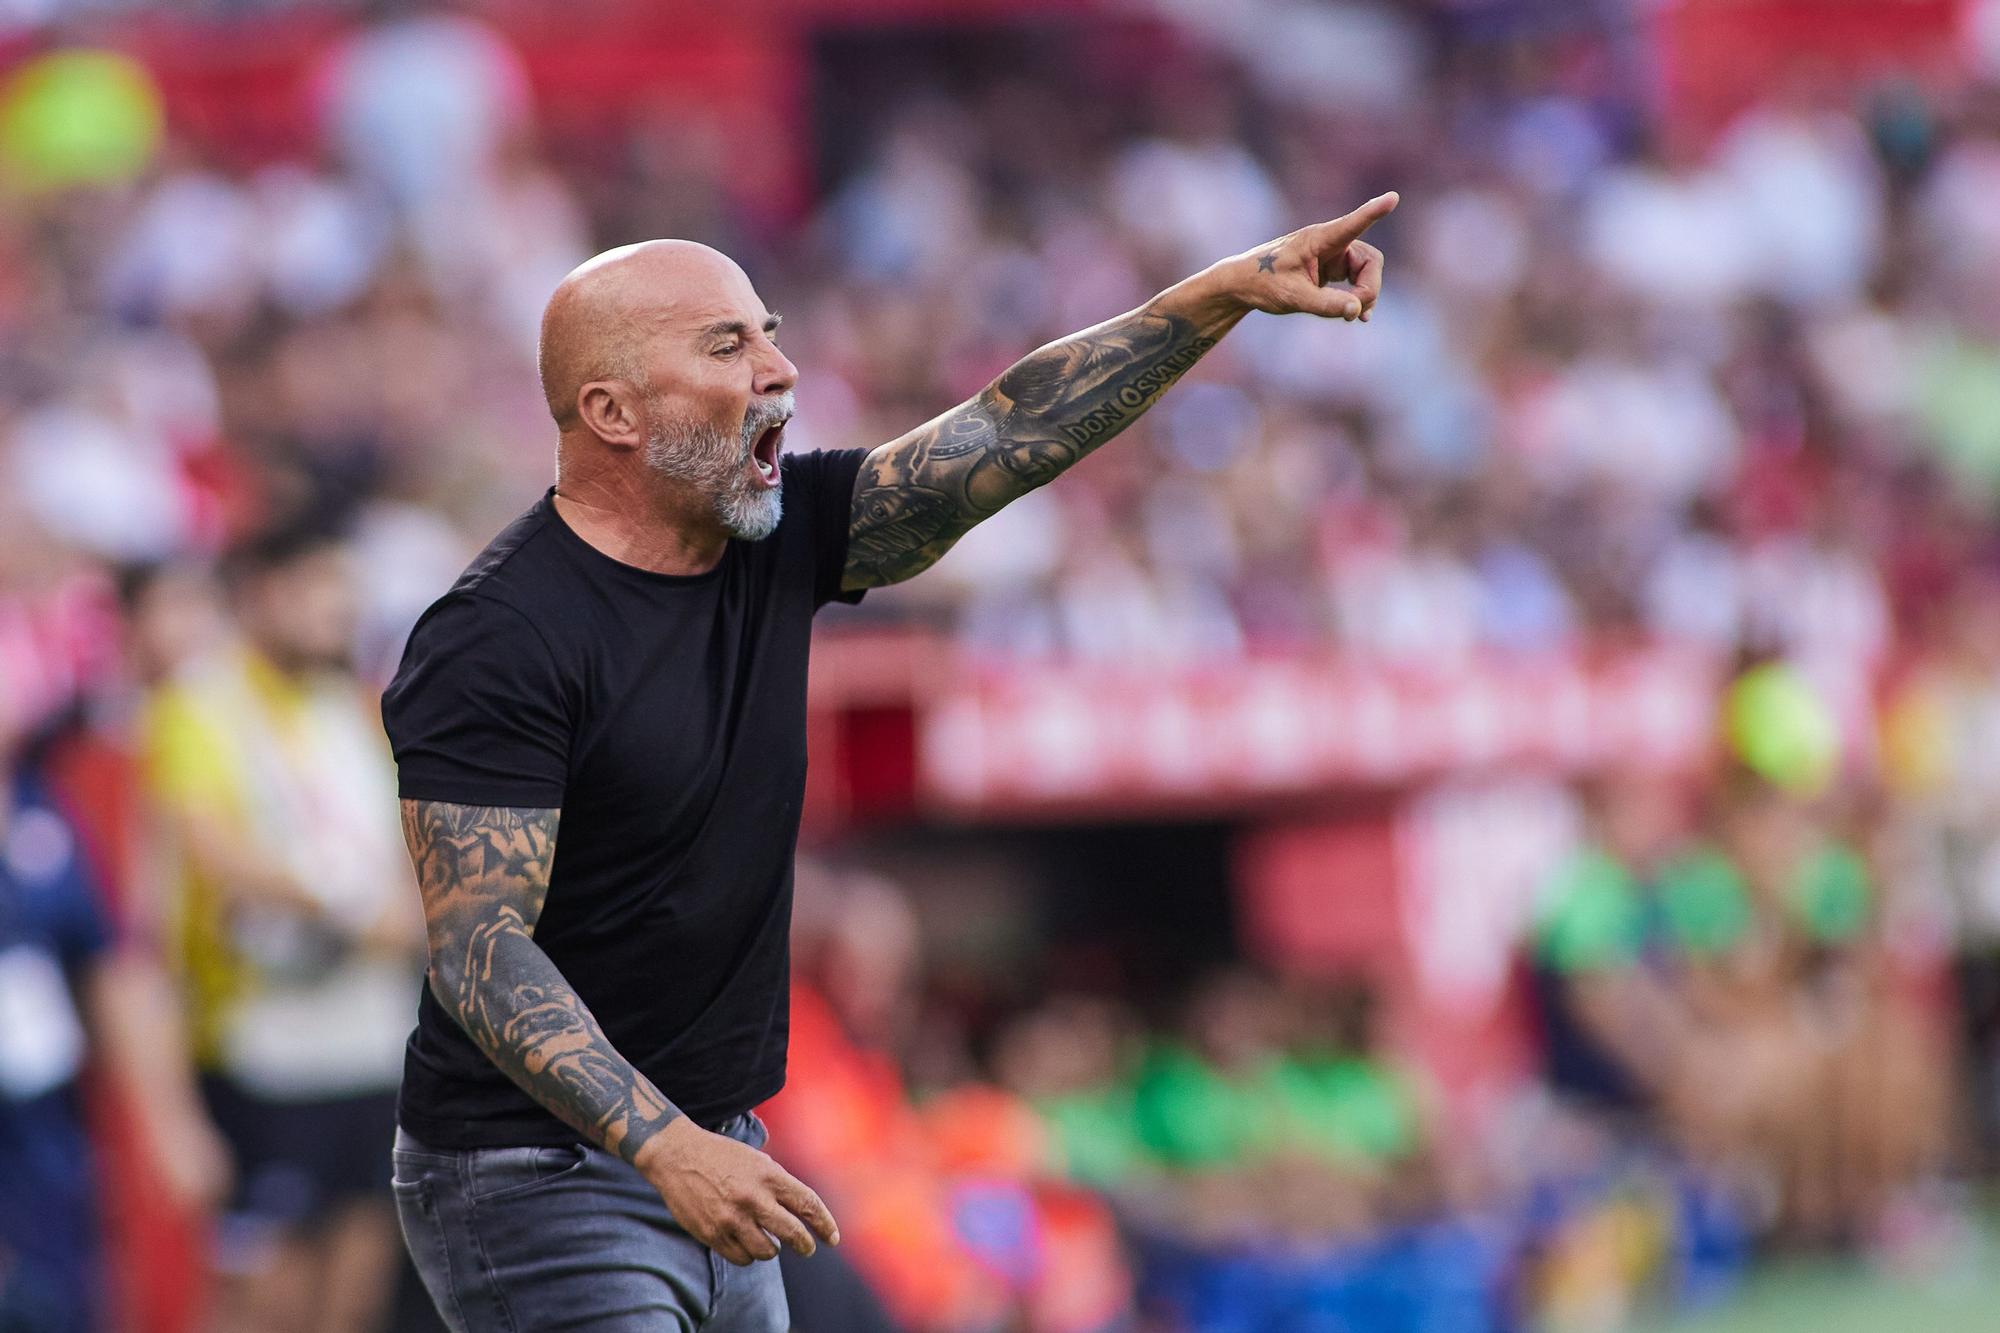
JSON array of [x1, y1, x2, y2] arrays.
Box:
[[643, 394, 789, 541]]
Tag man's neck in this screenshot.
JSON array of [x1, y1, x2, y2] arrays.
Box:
[[552, 465, 729, 577]]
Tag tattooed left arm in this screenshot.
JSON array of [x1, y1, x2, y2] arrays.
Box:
[[842, 191, 1399, 590], [398, 799, 682, 1162], [400, 799, 841, 1266]]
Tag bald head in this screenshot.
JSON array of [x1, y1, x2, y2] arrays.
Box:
[[536, 238, 800, 544], [537, 239, 754, 430]]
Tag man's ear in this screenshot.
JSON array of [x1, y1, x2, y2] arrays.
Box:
[[578, 381, 644, 450]]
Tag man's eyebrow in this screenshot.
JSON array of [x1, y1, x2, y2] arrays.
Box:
[[696, 313, 783, 339]]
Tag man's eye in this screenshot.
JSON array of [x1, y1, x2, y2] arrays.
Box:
[[714, 343, 739, 358]]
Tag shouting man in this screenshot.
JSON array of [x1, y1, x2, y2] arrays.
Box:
[[383, 192, 1396, 1331]]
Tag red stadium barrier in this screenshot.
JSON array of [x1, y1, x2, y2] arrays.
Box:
[[915, 648, 1717, 817], [803, 635, 1723, 824]]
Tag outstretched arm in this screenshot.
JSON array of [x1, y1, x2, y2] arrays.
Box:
[[843, 191, 1397, 590], [401, 799, 838, 1265]]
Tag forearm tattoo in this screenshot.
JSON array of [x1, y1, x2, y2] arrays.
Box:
[[400, 800, 681, 1162], [845, 308, 1219, 588]]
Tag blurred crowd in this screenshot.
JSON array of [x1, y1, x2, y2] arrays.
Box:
[[6, 0, 2000, 1329], [774, 759, 1969, 1333]]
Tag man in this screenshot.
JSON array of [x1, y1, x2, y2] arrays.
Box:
[[0, 744, 229, 1333], [143, 527, 424, 1333], [383, 191, 1395, 1330]]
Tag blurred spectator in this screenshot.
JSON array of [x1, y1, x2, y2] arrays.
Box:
[[1117, 969, 1434, 1244], [1535, 769, 1955, 1250], [0, 738, 227, 1331], [1884, 571, 2000, 1172], [137, 522, 421, 1333], [768, 870, 1133, 1333]]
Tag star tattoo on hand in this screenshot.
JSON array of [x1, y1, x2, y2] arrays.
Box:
[[1257, 251, 1277, 273]]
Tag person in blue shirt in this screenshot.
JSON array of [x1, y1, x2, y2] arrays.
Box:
[[0, 754, 226, 1331]]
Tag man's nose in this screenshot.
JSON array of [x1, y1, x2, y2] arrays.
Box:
[[755, 343, 798, 397]]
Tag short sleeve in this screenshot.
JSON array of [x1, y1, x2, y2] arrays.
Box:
[[382, 594, 573, 808], [782, 447, 870, 611], [6, 779, 113, 969]]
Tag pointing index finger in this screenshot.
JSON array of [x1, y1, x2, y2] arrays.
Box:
[[1308, 192, 1400, 252]]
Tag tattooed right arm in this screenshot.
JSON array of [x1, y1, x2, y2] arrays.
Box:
[[400, 799, 681, 1163], [842, 191, 1400, 590]]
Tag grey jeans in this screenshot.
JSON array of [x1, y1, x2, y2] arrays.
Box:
[[391, 1113, 788, 1332]]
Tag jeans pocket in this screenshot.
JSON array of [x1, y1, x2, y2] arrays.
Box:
[[391, 1173, 434, 1217], [393, 1179, 469, 1333], [467, 1142, 591, 1204], [392, 1148, 456, 1189]]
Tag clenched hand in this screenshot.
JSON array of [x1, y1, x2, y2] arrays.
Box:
[[1230, 191, 1397, 323], [636, 1117, 840, 1266]]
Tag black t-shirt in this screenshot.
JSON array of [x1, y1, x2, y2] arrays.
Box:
[[382, 449, 867, 1148]]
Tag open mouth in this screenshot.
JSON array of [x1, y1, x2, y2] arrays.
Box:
[[749, 419, 785, 489]]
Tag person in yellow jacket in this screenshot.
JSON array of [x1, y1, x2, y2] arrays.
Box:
[[140, 523, 423, 1333]]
